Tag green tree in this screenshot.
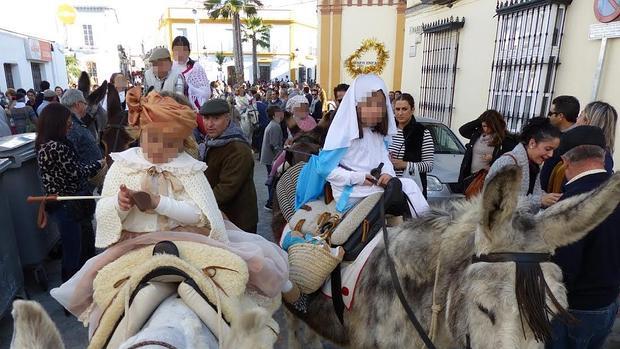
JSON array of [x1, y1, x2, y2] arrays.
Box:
[[65, 55, 80, 85], [242, 16, 271, 83], [204, 0, 263, 85], [214, 50, 227, 81]]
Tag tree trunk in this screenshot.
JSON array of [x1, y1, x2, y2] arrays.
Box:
[[252, 39, 258, 84], [232, 13, 245, 85]]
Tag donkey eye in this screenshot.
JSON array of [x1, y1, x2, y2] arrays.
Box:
[[477, 303, 496, 326]]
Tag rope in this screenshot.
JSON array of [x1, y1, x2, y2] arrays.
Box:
[[428, 253, 443, 342]]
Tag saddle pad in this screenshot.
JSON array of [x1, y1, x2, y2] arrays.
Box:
[[90, 242, 249, 349], [276, 162, 306, 222], [330, 192, 383, 245], [288, 199, 338, 235], [321, 233, 382, 309]]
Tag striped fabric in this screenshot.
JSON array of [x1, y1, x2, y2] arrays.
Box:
[[388, 128, 434, 176], [276, 162, 306, 222]]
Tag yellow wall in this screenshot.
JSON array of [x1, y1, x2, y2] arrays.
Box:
[[340, 6, 399, 88]]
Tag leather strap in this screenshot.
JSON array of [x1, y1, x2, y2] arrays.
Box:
[[472, 253, 551, 264], [330, 263, 345, 325], [381, 197, 436, 349]]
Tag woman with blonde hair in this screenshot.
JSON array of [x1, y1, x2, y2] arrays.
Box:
[[577, 101, 618, 154]]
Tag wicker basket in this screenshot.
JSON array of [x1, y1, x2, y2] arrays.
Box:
[[288, 242, 343, 294]]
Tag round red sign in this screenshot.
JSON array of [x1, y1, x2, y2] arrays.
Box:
[[594, 0, 620, 23]]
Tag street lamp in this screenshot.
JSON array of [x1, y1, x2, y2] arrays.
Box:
[[192, 9, 200, 57]]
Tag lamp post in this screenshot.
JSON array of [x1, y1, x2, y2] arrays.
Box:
[[192, 9, 200, 58], [57, 3, 77, 48]]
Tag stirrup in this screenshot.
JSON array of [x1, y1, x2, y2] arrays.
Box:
[[152, 241, 179, 257]]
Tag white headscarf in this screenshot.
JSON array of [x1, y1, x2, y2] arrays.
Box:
[[323, 74, 397, 151]]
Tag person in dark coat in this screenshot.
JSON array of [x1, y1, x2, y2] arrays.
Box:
[[547, 139, 620, 349], [457, 110, 518, 192], [200, 99, 258, 233]]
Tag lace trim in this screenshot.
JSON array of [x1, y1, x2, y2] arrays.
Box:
[[110, 148, 207, 175]]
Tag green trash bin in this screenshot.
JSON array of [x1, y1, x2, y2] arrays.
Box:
[[0, 157, 24, 318], [0, 133, 59, 289]]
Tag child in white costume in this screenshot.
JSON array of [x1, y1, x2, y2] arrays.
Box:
[[51, 87, 290, 328], [324, 74, 429, 214]]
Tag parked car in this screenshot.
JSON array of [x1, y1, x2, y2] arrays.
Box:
[[416, 117, 465, 203]]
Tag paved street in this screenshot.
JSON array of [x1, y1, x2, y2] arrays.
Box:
[[1, 159, 619, 348]]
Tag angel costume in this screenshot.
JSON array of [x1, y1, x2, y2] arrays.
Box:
[[295, 74, 429, 214], [51, 87, 288, 333]]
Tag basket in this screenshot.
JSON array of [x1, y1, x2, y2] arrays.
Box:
[[288, 242, 343, 294]]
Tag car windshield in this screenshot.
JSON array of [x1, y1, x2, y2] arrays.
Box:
[[422, 123, 465, 155]]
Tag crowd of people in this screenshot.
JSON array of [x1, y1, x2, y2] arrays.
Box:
[[1, 33, 619, 348]]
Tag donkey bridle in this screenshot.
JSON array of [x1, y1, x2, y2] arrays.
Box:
[[472, 253, 551, 264]]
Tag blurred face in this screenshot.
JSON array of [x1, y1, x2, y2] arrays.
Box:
[[293, 103, 309, 118], [140, 125, 184, 164], [152, 59, 172, 79], [481, 121, 492, 135], [172, 45, 190, 63], [285, 116, 297, 129], [113, 74, 127, 91], [576, 109, 589, 126], [26, 92, 35, 102], [527, 137, 560, 165], [357, 90, 387, 128], [394, 100, 413, 126], [55, 87, 63, 97], [273, 111, 284, 122], [203, 113, 230, 139], [335, 90, 346, 106]]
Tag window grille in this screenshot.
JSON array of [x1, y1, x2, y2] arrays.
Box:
[[487, 0, 571, 132], [418, 17, 464, 127], [31, 63, 42, 90], [86, 61, 98, 84], [83, 24, 94, 46], [3, 64, 15, 89]]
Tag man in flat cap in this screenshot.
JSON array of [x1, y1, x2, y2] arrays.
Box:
[[548, 125, 620, 349], [143, 47, 184, 96], [200, 99, 258, 233]]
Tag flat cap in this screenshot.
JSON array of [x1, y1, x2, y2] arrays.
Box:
[[200, 98, 230, 116], [557, 125, 606, 156], [43, 89, 56, 98], [148, 47, 171, 62]]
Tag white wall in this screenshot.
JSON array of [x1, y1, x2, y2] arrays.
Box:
[[340, 6, 398, 88]]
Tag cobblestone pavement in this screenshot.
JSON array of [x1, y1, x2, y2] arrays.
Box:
[[1, 159, 619, 348]]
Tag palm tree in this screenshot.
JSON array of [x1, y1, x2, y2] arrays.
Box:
[[204, 0, 263, 85], [242, 16, 271, 84], [214, 50, 227, 81]]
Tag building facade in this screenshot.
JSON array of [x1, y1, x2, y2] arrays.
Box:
[[65, 5, 128, 85], [317, 0, 408, 95], [402, 0, 620, 167], [0, 29, 68, 92], [158, 7, 318, 83]]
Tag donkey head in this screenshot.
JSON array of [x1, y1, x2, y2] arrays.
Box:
[[454, 166, 620, 349]]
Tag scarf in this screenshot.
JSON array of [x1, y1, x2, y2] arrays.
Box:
[[205, 120, 249, 149]]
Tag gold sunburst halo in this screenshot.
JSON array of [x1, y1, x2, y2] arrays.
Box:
[[344, 39, 390, 77]]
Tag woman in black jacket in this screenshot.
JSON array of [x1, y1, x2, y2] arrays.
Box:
[[389, 93, 434, 198], [457, 109, 517, 191]]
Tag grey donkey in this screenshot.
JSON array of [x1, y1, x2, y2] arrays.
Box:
[[285, 165, 620, 349]]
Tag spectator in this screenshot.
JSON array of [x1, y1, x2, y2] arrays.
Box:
[[55, 86, 64, 98], [254, 93, 270, 152], [0, 107, 11, 137], [548, 140, 620, 349], [303, 86, 312, 105], [261, 105, 284, 210], [389, 91, 395, 105], [37, 89, 57, 115], [35, 103, 103, 281], [26, 89, 37, 115], [548, 95, 579, 132], [577, 100, 617, 164], [5, 88, 16, 111], [9, 91, 37, 134], [143, 47, 180, 95], [309, 87, 323, 122], [394, 90, 402, 100], [279, 87, 290, 106], [390, 93, 434, 198], [458, 110, 518, 194], [486, 117, 561, 208], [200, 99, 258, 233], [34, 80, 50, 110], [268, 89, 285, 110], [327, 83, 349, 112]]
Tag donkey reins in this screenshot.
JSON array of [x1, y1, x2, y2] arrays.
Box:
[[472, 253, 551, 264]]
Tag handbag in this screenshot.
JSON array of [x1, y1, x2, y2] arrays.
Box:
[[464, 169, 488, 199]]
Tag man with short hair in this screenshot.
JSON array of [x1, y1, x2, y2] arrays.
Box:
[[268, 89, 284, 110], [34, 80, 51, 110], [309, 87, 323, 121], [279, 87, 289, 106], [548, 129, 620, 349], [327, 83, 350, 112], [548, 95, 579, 132], [143, 47, 183, 95], [394, 90, 402, 100], [200, 99, 258, 233]]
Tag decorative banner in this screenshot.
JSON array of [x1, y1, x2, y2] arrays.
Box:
[[344, 39, 389, 77], [594, 0, 620, 23]]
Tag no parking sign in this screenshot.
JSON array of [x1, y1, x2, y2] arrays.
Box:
[[594, 0, 620, 23]]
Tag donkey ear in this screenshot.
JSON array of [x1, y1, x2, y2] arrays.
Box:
[[480, 165, 522, 240], [538, 173, 620, 250]]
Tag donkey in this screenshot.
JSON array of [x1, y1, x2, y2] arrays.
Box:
[[285, 166, 620, 349], [100, 83, 135, 166]]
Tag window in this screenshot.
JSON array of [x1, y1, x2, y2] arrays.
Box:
[[423, 123, 465, 155], [31, 63, 42, 90], [3, 64, 15, 89], [86, 61, 98, 84], [418, 17, 465, 126], [176, 28, 188, 38], [487, 0, 570, 132], [83, 24, 94, 46]]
